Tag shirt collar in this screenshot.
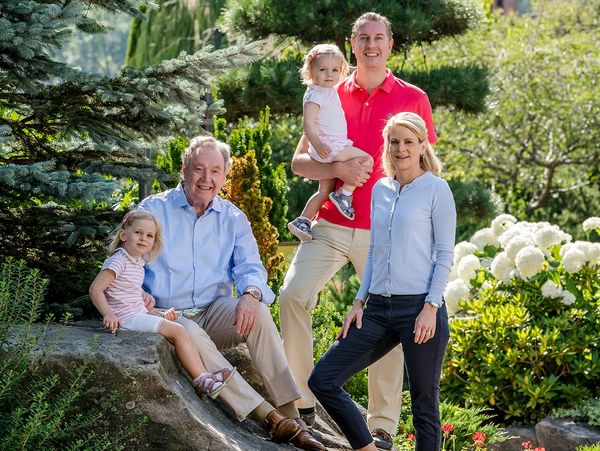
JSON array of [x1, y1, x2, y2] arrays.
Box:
[[347, 68, 395, 93], [172, 183, 223, 213], [117, 247, 145, 266], [390, 171, 432, 189]]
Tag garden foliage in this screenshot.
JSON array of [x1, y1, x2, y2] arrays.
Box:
[[126, 0, 227, 67], [0, 257, 133, 449], [443, 215, 600, 422], [427, 0, 600, 235], [0, 0, 263, 306], [396, 392, 508, 450]]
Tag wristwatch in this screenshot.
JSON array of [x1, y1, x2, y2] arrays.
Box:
[[243, 286, 262, 302], [425, 299, 442, 309]]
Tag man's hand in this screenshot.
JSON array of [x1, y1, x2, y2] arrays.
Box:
[[103, 312, 121, 334], [337, 300, 365, 339], [142, 291, 155, 311], [235, 293, 261, 336], [316, 143, 332, 159], [332, 157, 372, 188]]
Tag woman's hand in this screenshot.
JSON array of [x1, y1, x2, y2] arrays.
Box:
[[337, 300, 365, 339], [414, 303, 438, 344]]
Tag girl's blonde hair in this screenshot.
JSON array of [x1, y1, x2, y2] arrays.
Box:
[[108, 210, 163, 262], [381, 112, 442, 178], [299, 44, 350, 86]]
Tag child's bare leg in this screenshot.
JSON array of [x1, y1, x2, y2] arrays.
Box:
[[333, 146, 374, 192], [159, 320, 206, 378], [301, 178, 336, 220]]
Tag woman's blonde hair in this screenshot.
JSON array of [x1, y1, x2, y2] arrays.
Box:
[[299, 44, 350, 86], [381, 112, 442, 178], [108, 210, 163, 262]]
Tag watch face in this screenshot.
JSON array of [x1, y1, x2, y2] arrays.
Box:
[[246, 288, 261, 300]]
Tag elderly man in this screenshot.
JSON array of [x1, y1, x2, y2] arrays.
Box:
[[279, 12, 437, 450], [139, 136, 324, 451]]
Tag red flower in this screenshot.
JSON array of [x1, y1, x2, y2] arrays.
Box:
[[533, 448, 545, 451], [407, 433, 416, 441], [521, 441, 532, 449], [442, 423, 455, 432], [472, 431, 487, 445]]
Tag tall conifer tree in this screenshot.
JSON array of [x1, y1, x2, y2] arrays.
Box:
[[0, 0, 262, 305]]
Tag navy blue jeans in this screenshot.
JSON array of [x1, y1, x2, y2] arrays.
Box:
[[308, 294, 449, 450]]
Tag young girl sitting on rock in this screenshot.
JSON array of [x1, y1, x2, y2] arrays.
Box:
[[89, 210, 235, 399]]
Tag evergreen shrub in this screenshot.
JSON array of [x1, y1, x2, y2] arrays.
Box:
[[442, 215, 600, 422], [0, 257, 135, 449], [553, 397, 600, 427]]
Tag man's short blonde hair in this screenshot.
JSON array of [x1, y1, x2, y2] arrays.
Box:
[[351, 12, 393, 40]]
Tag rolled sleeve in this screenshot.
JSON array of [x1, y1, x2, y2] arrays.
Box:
[[231, 214, 276, 304]]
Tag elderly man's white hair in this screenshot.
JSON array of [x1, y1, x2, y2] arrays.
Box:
[[181, 136, 232, 176]]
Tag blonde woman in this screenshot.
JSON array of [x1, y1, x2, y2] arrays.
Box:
[[308, 112, 456, 451]]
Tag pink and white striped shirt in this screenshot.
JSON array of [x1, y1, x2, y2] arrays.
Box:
[[102, 248, 147, 321]]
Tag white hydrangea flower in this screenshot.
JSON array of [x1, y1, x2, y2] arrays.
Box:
[[515, 246, 546, 279], [560, 290, 576, 305], [470, 227, 498, 251], [457, 254, 481, 282], [480, 257, 493, 268], [491, 251, 514, 282], [541, 280, 563, 299], [491, 214, 517, 237], [562, 248, 587, 273], [506, 235, 534, 262], [454, 241, 479, 265], [498, 222, 534, 248], [444, 279, 471, 316], [534, 225, 570, 248], [585, 243, 600, 266], [583, 217, 600, 232]]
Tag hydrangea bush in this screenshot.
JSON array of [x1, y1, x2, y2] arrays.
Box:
[[442, 215, 600, 422]]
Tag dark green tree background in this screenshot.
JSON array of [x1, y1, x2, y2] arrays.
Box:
[[0, 0, 263, 307], [126, 0, 227, 67]]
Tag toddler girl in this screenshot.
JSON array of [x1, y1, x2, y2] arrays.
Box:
[[89, 210, 235, 399], [287, 43, 373, 242]]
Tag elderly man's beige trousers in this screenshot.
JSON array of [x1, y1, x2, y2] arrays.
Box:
[[177, 296, 302, 421], [279, 219, 405, 435]]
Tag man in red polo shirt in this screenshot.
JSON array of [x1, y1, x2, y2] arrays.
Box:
[[279, 12, 437, 450]]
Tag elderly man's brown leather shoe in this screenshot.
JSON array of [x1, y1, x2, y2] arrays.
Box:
[[262, 410, 326, 450]]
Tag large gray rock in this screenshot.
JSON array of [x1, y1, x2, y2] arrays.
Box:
[[489, 426, 538, 451], [9, 322, 350, 450], [536, 418, 600, 451]]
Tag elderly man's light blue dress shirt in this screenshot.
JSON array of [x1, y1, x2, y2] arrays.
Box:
[[138, 184, 275, 310], [356, 172, 456, 305]]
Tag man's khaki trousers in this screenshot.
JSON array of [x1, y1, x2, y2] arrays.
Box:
[[279, 219, 405, 434], [178, 296, 302, 421]]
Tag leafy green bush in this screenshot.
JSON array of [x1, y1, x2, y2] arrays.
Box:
[[395, 391, 508, 450], [553, 397, 600, 427], [0, 257, 133, 450], [578, 445, 600, 451], [442, 216, 600, 422]]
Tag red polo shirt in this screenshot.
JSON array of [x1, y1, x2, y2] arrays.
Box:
[[317, 69, 437, 230]]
